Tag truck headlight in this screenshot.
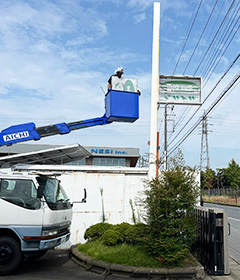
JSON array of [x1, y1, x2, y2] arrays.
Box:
[[42, 229, 58, 237]]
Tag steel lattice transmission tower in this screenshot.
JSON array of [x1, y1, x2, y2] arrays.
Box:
[[200, 114, 210, 171]]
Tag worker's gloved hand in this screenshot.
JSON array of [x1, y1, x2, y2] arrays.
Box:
[[108, 88, 111, 91], [137, 88, 141, 95]]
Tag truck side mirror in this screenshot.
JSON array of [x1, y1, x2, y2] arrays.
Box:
[[71, 188, 87, 207], [81, 188, 87, 203]]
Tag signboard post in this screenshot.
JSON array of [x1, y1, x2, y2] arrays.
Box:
[[159, 75, 202, 105], [149, 2, 160, 180]]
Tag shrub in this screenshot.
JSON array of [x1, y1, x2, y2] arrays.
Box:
[[125, 223, 150, 245], [100, 229, 123, 246], [145, 236, 189, 264], [112, 222, 131, 242], [84, 223, 113, 241]]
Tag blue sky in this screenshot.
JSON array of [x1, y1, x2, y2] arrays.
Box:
[[0, 0, 239, 170]]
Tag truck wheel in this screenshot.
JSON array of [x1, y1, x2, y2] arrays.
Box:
[[24, 250, 48, 260], [0, 236, 22, 275]]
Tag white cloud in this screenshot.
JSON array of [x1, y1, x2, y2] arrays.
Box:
[[133, 13, 146, 24], [0, 0, 108, 53], [127, 0, 154, 11]]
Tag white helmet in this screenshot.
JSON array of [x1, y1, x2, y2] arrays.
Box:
[[115, 66, 124, 74]]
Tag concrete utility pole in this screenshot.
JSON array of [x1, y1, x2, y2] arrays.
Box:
[[149, 2, 160, 179], [164, 105, 167, 171], [200, 113, 210, 171], [163, 105, 175, 170]]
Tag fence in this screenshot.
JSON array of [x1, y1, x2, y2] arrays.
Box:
[[192, 207, 230, 275], [203, 187, 240, 197], [203, 187, 240, 204]]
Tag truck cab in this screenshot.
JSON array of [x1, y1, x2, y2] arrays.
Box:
[[0, 171, 72, 275]]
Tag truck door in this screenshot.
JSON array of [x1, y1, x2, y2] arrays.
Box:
[[0, 178, 43, 226]]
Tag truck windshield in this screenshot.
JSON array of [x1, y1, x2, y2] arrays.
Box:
[[36, 177, 71, 210]]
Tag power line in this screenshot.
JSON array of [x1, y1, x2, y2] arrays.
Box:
[[200, 1, 240, 81], [201, 1, 240, 81], [168, 53, 240, 147], [183, 0, 219, 75], [168, 71, 240, 156], [203, 19, 240, 87], [172, 0, 203, 75], [193, 0, 236, 75], [170, 1, 236, 139]]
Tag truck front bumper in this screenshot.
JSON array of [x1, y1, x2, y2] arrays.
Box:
[[39, 232, 71, 250]]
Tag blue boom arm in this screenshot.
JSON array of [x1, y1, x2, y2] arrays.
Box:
[[0, 116, 111, 146], [0, 90, 139, 147]]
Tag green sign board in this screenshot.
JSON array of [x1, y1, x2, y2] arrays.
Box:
[[159, 75, 202, 105], [112, 76, 138, 93]]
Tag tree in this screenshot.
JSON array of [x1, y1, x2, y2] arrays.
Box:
[[201, 166, 215, 190], [142, 149, 200, 264], [216, 168, 226, 189], [222, 159, 240, 188]]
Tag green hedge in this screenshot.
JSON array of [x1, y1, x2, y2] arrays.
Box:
[[84, 222, 149, 246], [84, 223, 113, 241]]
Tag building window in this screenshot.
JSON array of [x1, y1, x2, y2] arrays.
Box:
[[66, 158, 85, 166], [107, 158, 112, 166], [93, 157, 125, 167], [93, 158, 100, 166], [119, 158, 125, 166], [100, 158, 106, 166]]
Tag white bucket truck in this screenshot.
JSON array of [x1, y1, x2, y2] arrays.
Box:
[[0, 170, 73, 275]]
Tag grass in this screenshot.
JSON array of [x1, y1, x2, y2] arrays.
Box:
[[203, 195, 240, 206], [77, 240, 198, 268]]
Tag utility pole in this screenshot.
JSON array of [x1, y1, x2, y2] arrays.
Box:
[[156, 131, 160, 177], [200, 113, 210, 171], [164, 105, 167, 171], [163, 105, 175, 171]]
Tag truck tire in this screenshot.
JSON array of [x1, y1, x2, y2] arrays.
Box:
[[0, 236, 22, 275], [24, 249, 48, 260]]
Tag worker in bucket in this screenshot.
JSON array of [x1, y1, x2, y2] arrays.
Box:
[[107, 66, 124, 91], [107, 66, 141, 95]]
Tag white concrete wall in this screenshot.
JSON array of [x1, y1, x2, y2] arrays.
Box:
[[59, 169, 148, 247], [13, 165, 148, 248]]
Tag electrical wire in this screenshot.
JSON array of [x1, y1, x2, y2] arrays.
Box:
[[168, 71, 240, 156], [167, 53, 240, 147], [183, 0, 219, 75], [169, 1, 229, 139], [172, 0, 203, 75], [171, 51, 240, 148], [201, 1, 240, 81], [203, 19, 240, 87], [193, 0, 236, 75]]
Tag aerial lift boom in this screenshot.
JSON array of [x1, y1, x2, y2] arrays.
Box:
[[0, 88, 139, 146]]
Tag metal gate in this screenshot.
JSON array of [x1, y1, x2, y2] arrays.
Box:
[[192, 207, 230, 275]]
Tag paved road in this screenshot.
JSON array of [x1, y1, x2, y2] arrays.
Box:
[[204, 202, 240, 263], [4, 249, 121, 280]]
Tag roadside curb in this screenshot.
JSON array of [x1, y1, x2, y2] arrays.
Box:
[[204, 202, 240, 208], [70, 245, 205, 279]]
